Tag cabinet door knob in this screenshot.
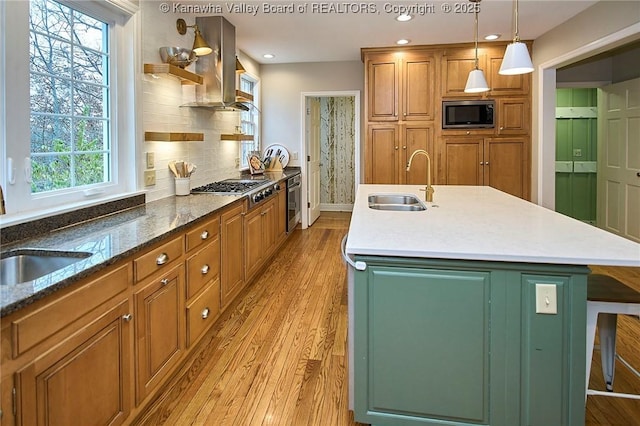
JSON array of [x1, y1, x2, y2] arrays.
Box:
[[201, 308, 210, 319], [156, 253, 169, 265], [637, 172, 640, 177], [466, 131, 470, 135], [395, 146, 399, 150], [200, 230, 209, 240], [201, 264, 210, 275], [500, 126, 504, 130], [402, 146, 407, 150], [122, 314, 133, 322], [480, 162, 484, 165], [160, 278, 169, 286]]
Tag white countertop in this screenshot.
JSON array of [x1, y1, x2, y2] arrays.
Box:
[[345, 185, 640, 267]]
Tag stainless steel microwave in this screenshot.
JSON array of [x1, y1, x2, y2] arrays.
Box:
[[442, 100, 495, 129]]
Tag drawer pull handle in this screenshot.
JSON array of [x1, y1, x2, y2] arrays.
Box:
[[160, 278, 169, 286], [200, 230, 209, 240], [201, 264, 210, 275], [156, 253, 169, 265], [201, 308, 210, 319], [122, 314, 133, 322]]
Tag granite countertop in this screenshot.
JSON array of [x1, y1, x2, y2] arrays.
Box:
[[0, 168, 301, 317], [346, 184, 640, 267]]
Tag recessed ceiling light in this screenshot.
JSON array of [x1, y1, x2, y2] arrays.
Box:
[[396, 14, 412, 22], [396, 39, 410, 45], [263, 53, 275, 59], [484, 34, 501, 40]]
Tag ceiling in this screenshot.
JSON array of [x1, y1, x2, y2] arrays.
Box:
[[216, 0, 600, 64]]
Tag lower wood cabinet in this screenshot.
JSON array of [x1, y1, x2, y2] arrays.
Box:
[[244, 198, 277, 282], [366, 123, 434, 184], [220, 202, 246, 309], [441, 136, 529, 199], [134, 263, 184, 405], [15, 299, 132, 426]]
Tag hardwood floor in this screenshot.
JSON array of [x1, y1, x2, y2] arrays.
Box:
[[134, 212, 640, 426]]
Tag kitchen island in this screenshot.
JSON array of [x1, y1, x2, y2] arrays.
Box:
[[344, 185, 640, 426]]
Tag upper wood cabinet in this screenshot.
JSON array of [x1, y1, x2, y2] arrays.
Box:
[[486, 47, 530, 96], [441, 48, 485, 98], [365, 51, 436, 122]]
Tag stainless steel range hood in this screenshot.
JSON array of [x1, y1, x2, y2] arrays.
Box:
[[182, 16, 249, 111]]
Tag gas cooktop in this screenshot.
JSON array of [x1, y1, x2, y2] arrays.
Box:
[[191, 179, 266, 194], [191, 178, 281, 208]]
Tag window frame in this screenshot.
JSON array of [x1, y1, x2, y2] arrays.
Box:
[[238, 72, 260, 170], [1, 0, 138, 222]]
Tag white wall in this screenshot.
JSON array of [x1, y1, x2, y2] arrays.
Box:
[[260, 61, 364, 167], [531, 0, 640, 207], [139, 1, 261, 201]]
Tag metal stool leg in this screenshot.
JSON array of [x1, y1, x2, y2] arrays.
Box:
[[597, 313, 618, 392]]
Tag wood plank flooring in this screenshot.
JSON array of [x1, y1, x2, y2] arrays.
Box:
[[134, 212, 640, 425]]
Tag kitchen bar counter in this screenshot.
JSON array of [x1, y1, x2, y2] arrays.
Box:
[[347, 184, 639, 426], [346, 185, 640, 266]]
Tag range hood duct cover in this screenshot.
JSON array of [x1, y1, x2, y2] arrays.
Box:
[[182, 16, 248, 111]]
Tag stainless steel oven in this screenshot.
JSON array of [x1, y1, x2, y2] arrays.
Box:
[[287, 174, 301, 232]]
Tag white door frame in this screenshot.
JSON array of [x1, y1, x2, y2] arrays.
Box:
[[299, 90, 361, 229], [536, 23, 640, 209]]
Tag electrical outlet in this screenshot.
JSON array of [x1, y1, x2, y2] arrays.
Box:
[[573, 148, 582, 157], [535, 283, 557, 314], [292, 152, 299, 160], [235, 157, 240, 168], [146, 152, 155, 169], [144, 170, 156, 186]]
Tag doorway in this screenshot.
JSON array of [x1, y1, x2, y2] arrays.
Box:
[[302, 91, 360, 228]]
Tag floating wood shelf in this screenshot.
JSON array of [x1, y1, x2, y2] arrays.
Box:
[[143, 64, 203, 85], [145, 132, 204, 142], [235, 90, 254, 103], [220, 134, 255, 141]]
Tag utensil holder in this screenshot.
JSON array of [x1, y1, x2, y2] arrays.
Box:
[[175, 177, 190, 196]]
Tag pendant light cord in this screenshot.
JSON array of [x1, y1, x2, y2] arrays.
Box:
[[513, 0, 520, 42], [474, 5, 479, 69]]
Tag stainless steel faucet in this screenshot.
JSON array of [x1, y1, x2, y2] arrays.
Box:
[[406, 149, 434, 202]]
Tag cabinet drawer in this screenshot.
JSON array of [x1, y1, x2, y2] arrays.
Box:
[[11, 263, 131, 358], [186, 236, 220, 300], [185, 215, 219, 252], [186, 278, 220, 348], [134, 236, 183, 282]]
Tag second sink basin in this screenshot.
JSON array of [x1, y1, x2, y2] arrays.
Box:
[[1, 250, 92, 285], [368, 194, 427, 211]]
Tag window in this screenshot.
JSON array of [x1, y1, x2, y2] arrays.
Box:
[[1, 0, 137, 219], [239, 73, 260, 169], [29, 0, 111, 193]]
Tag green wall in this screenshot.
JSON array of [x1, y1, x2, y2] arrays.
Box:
[[555, 88, 598, 223]]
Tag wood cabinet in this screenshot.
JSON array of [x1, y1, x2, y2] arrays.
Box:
[[497, 97, 529, 135], [134, 263, 184, 405], [441, 48, 483, 97], [354, 257, 589, 426], [363, 42, 531, 195], [277, 187, 287, 244], [14, 299, 132, 426], [185, 215, 221, 348], [367, 123, 434, 184], [365, 51, 436, 122], [244, 198, 277, 283], [441, 136, 529, 199], [220, 202, 246, 309]]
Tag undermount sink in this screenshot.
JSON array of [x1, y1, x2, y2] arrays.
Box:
[[368, 194, 427, 211], [1, 250, 92, 285]]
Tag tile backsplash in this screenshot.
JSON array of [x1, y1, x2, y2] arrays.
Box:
[[141, 3, 243, 202]]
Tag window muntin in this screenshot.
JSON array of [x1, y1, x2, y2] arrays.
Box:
[[29, 0, 111, 193]]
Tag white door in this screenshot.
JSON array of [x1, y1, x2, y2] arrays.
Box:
[[307, 97, 321, 226], [597, 78, 640, 242]]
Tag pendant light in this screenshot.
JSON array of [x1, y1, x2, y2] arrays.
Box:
[[499, 0, 533, 75], [464, 0, 490, 93]]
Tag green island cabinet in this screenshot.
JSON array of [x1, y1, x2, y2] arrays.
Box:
[[353, 256, 589, 426]]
